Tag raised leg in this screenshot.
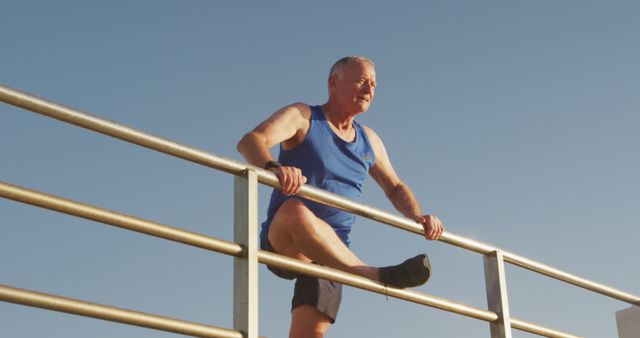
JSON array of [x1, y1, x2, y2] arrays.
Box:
[[267, 199, 378, 280]]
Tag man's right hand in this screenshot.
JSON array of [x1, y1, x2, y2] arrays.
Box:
[[269, 166, 307, 195]]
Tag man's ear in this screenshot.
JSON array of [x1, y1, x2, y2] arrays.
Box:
[[328, 74, 337, 91]]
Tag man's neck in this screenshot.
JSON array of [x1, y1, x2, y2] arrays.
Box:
[[321, 102, 356, 131]]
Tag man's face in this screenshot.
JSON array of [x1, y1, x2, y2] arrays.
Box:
[[331, 61, 376, 114]]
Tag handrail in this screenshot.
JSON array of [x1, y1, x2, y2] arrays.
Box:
[[0, 180, 579, 338], [2, 83, 638, 307], [0, 181, 245, 258], [0, 284, 243, 338]]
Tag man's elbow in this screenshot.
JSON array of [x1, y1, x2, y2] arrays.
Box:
[[237, 132, 260, 156], [236, 133, 251, 156]]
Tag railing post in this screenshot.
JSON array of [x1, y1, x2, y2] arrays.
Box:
[[484, 250, 512, 338], [617, 306, 640, 338], [234, 169, 259, 338]]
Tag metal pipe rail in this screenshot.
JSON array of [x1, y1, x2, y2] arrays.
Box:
[[0, 180, 579, 338], [0, 284, 243, 338], [1, 83, 637, 338], [1, 83, 638, 307]]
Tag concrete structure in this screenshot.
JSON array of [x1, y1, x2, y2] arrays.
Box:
[[616, 306, 640, 338]]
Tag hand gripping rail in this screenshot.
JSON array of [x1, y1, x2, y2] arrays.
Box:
[[2, 83, 639, 337]]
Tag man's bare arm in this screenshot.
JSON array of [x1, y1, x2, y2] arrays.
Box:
[[364, 126, 445, 240], [387, 182, 423, 220], [237, 103, 308, 165], [237, 103, 310, 195]]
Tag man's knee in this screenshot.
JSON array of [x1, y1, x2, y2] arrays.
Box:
[[278, 199, 312, 218], [272, 199, 316, 230], [271, 199, 330, 251]]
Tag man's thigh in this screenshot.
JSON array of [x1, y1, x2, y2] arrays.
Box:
[[267, 199, 315, 261]]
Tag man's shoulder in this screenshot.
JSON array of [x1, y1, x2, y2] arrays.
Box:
[[274, 103, 313, 148], [282, 102, 313, 120], [360, 124, 380, 142]]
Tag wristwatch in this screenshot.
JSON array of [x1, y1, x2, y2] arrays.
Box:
[[264, 160, 282, 170]]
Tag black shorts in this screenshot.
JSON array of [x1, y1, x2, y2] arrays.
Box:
[[261, 236, 342, 323]]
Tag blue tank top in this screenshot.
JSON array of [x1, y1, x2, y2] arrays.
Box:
[[260, 105, 377, 246]]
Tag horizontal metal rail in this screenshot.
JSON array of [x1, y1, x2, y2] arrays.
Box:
[[259, 251, 580, 338], [1, 83, 638, 307], [0, 180, 580, 338], [0, 181, 243, 258], [0, 284, 242, 338]]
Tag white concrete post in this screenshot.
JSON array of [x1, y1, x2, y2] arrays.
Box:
[[234, 169, 259, 338], [617, 306, 640, 338], [484, 250, 512, 338]]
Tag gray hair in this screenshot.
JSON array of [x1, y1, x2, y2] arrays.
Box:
[[329, 56, 375, 79]]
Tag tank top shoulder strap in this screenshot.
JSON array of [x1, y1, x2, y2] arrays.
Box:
[[310, 105, 324, 122], [307, 105, 329, 136], [353, 119, 370, 146], [353, 119, 377, 167]]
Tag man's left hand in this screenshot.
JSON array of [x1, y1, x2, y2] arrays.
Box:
[[415, 215, 444, 240]]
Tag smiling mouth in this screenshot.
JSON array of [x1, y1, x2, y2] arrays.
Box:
[[358, 96, 370, 102]]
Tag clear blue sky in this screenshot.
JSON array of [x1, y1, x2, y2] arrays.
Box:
[[2, 1, 639, 337]]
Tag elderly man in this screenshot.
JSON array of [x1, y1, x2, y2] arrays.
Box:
[[237, 56, 444, 338]]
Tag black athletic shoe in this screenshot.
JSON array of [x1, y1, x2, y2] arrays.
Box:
[[378, 254, 431, 289]]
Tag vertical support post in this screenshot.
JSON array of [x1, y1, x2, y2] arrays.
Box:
[[234, 169, 259, 338], [616, 306, 640, 338], [484, 250, 512, 338]]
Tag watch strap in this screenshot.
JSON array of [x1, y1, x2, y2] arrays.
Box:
[[264, 160, 282, 170]]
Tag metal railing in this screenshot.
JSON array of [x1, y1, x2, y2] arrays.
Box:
[[1, 84, 638, 338]]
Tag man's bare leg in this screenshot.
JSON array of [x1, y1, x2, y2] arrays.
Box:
[[289, 305, 331, 338], [270, 199, 431, 338], [268, 199, 379, 280]]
